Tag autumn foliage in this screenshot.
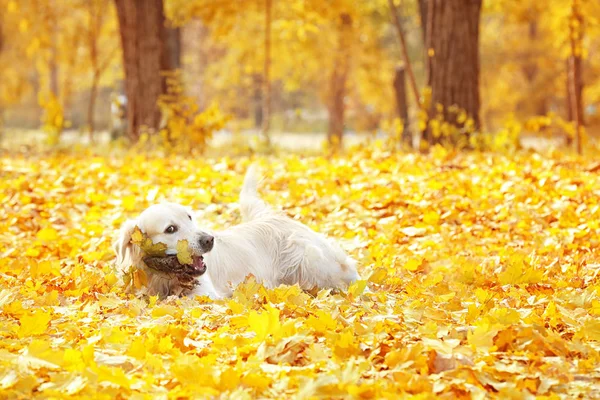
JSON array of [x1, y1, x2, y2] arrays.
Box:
[[2, 0, 600, 397], [1, 146, 600, 397]]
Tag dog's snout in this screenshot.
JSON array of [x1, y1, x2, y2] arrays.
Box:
[[199, 234, 214, 251]]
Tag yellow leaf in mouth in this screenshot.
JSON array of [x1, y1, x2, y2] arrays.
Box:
[[176, 239, 193, 265], [130, 226, 144, 245], [130, 226, 167, 256], [143, 241, 168, 257]]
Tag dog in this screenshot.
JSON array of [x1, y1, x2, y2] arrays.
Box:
[[113, 164, 359, 299]]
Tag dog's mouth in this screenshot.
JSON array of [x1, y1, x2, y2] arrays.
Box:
[[143, 254, 207, 277], [191, 255, 207, 275]]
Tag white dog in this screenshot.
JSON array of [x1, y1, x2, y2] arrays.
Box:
[[113, 165, 359, 299]]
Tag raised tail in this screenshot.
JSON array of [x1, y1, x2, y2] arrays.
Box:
[[240, 163, 270, 221]]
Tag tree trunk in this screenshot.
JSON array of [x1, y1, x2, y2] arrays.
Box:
[[388, 0, 419, 105], [418, 0, 428, 45], [49, 15, 59, 100], [261, 0, 272, 146], [393, 66, 411, 146], [163, 27, 181, 71], [566, 59, 573, 125], [567, 2, 584, 154], [567, 53, 584, 152], [327, 13, 352, 149], [0, 13, 4, 54], [425, 0, 482, 145], [253, 74, 263, 129], [520, 20, 548, 116], [87, 73, 99, 143], [114, 0, 169, 141]]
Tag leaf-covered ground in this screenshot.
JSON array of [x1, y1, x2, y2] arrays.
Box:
[[1, 147, 600, 398]]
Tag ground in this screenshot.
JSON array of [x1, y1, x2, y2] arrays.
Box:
[[1, 145, 600, 398]]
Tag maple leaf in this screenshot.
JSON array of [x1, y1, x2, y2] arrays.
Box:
[[36, 227, 58, 241], [130, 226, 167, 256], [467, 319, 499, 351], [498, 254, 544, 285], [18, 310, 52, 338], [94, 365, 131, 389], [306, 310, 338, 334], [4, 146, 600, 398], [176, 239, 193, 265], [247, 306, 281, 341]]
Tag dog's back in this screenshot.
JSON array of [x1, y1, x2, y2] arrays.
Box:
[[236, 164, 359, 290]]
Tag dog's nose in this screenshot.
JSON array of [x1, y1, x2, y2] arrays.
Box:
[[199, 235, 214, 251]]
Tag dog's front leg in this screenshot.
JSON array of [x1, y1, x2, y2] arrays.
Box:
[[189, 275, 222, 299]]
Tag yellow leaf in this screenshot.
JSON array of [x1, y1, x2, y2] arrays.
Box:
[[172, 355, 217, 388], [18, 309, 52, 338], [122, 195, 136, 211], [368, 268, 388, 284], [31, 260, 60, 278], [242, 372, 272, 390], [151, 304, 183, 319], [423, 211, 440, 225], [95, 365, 131, 389], [248, 306, 281, 341], [348, 279, 367, 296], [132, 268, 148, 290], [404, 259, 421, 272], [63, 348, 86, 372], [218, 368, 240, 391], [590, 300, 600, 317], [127, 337, 147, 360], [334, 329, 359, 358], [498, 255, 544, 285], [131, 226, 167, 257], [176, 239, 193, 265], [130, 226, 144, 245], [467, 319, 498, 351], [60, 375, 87, 396], [143, 241, 167, 257], [27, 339, 64, 367], [306, 310, 337, 334], [581, 319, 600, 342], [158, 336, 174, 354], [37, 227, 58, 241], [25, 248, 40, 257], [197, 189, 213, 204]]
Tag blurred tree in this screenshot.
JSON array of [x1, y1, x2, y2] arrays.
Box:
[[388, 0, 420, 147], [83, 0, 120, 141], [163, 27, 182, 71], [262, 0, 272, 146], [114, 0, 174, 140], [479, 0, 599, 143], [393, 66, 410, 145], [167, 0, 395, 143], [567, 0, 584, 153], [327, 13, 352, 149], [423, 0, 482, 145]]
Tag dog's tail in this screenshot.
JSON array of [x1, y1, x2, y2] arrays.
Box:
[[240, 163, 270, 221]]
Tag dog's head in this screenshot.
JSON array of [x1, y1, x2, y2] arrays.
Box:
[[113, 202, 214, 290]]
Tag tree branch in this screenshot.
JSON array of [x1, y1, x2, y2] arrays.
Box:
[[388, 0, 420, 106]]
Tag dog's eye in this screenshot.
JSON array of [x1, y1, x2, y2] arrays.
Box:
[[188, 215, 192, 221], [165, 225, 178, 234]]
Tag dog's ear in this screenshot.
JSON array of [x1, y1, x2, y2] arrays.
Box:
[[113, 219, 138, 266]]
